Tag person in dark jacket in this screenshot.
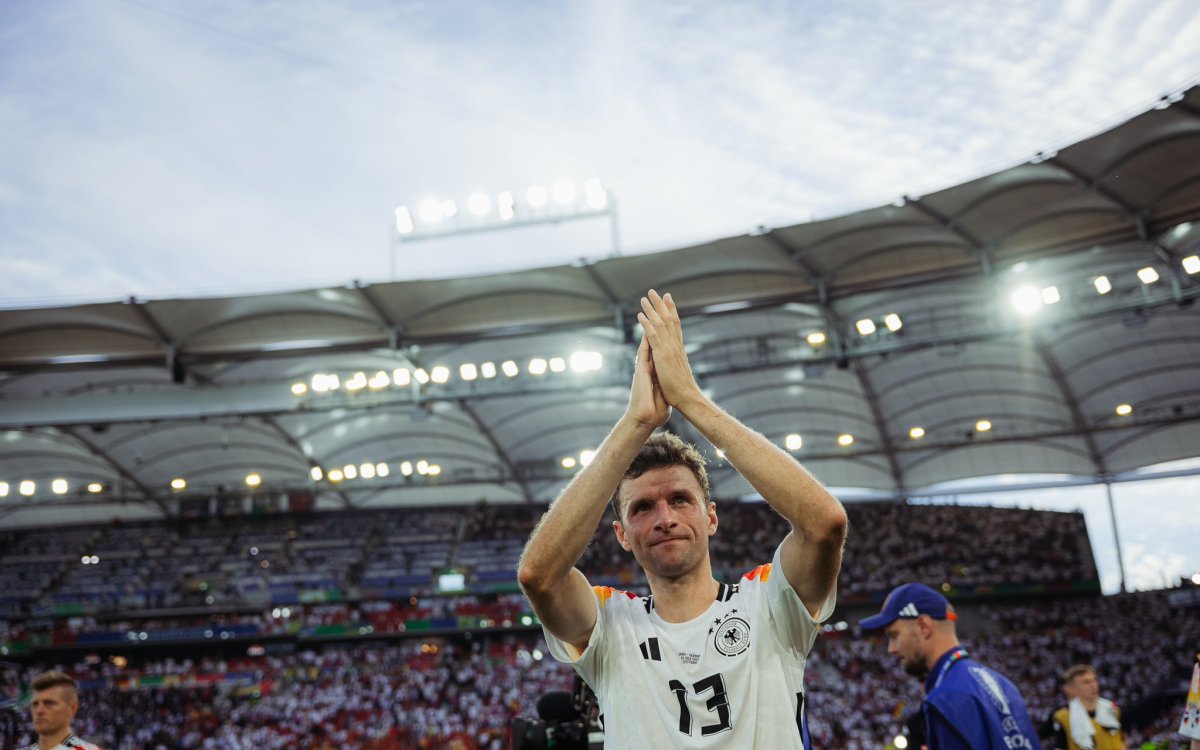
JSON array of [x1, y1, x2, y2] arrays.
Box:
[[860, 582, 1039, 750]]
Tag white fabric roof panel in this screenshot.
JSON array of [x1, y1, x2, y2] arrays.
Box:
[[1, 88, 1199, 523]]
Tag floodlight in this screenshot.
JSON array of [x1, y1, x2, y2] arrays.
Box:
[[360, 463, 376, 479], [1093, 275, 1112, 295], [579, 449, 596, 467], [369, 371, 390, 389], [553, 181, 576, 205], [346, 464, 362, 479], [837, 434, 854, 447], [584, 178, 607, 209], [414, 368, 430, 384], [785, 433, 803, 451], [468, 192, 490, 216], [0, 481, 7, 497], [895, 736, 909, 749], [328, 468, 344, 482], [170, 478, 187, 491], [51, 479, 68, 495], [1040, 286, 1060, 304], [497, 191, 515, 220], [1115, 403, 1132, 416], [480, 361, 497, 378], [561, 456, 577, 469], [549, 357, 566, 373], [1183, 255, 1200, 275], [376, 462, 389, 477], [400, 461, 413, 477], [1011, 286, 1042, 314], [527, 185, 547, 208], [528, 358, 548, 375], [855, 319, 876, 336], [501, 360, 519, 377], [346, 372, 367, 391], [440, 199, 457, 219], [806, 331, 826, 347], [416, 460, 429, 475], [569, 351, 602, 372], [909, 426, 925, 439], [87, 482, 102, 494], [245, 473, 262, 487], [310, 466, 323, 481], [975, 419, 992, 432], [291, 382, 308, 396], [419, 199, 442, 223], [427, 464, 442, 476], [18, 481, 35, 496], [883, 314, 903, 332], [395, 206, 415, 234], [430, 366, 450, 384], [393, 368, 411, 386], [1137, 266, 1159, 284], [460, 363, 478, 381]]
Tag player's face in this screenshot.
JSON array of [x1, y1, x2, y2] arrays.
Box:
[[1071, 671, 1100, 701], [613, 465, 716, 581], [884, 619, 927, 678], [30, 685, 77, 737]]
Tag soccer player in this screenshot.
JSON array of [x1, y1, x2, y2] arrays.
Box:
[[518, 289, 847, 748], [21, 671, 101, 750]]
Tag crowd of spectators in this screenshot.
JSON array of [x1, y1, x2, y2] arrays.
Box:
[[0, 500, 1096, 622], [3, 500, 1183, 749], [2, 587, 1196, 749]]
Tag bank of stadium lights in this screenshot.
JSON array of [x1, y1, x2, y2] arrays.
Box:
[[395, 179, 611, 241], [293, 353, 604, 397], [853, 314, 903, 337]]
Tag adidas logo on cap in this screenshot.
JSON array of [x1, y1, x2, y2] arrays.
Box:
[[898, 603, 920, 617]]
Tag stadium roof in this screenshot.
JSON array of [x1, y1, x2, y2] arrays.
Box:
[[2, 87, 1199, 526]]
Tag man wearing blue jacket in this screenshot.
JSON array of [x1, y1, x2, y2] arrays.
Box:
[[860, 583, 1040, 750]]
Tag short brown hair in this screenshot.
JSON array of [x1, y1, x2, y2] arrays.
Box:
[[610, 432, 710, 522], [31, 671, 77, 698], [1062, 664, 1095, 685]]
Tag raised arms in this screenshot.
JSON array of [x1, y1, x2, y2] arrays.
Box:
[[637, 290, 847, 616], [517, 335, 670, 653]]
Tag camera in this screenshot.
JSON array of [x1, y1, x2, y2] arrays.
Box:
[[512, 676, 604, 750]]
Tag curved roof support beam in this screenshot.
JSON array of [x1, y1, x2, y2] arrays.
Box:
[[126, 296, 184, 384], [850, 360, 905, 496], [457, 400, 534, 502], [1137, 217, 1187, 306], [903, 196, 993, 278], [354, 280, 403, 351], [1030, 336, 1107, 477], [259, 416, 354, 510], [59, 426, 166, 514], [1046, 156, 1140, 217]]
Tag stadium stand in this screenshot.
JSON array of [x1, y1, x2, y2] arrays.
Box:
[[2, 502, 1196, 748]]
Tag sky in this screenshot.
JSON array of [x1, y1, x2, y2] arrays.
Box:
[[0, 0, 1198, 591], [2, 0, 1200, 304]]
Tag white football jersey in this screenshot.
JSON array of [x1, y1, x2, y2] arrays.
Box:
[[544, 544, 835, 749]]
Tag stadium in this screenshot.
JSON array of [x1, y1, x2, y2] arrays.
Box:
[[3, 6, 1200, 750]]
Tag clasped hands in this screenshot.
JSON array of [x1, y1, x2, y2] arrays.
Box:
[[627, 289, 702, 429]]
